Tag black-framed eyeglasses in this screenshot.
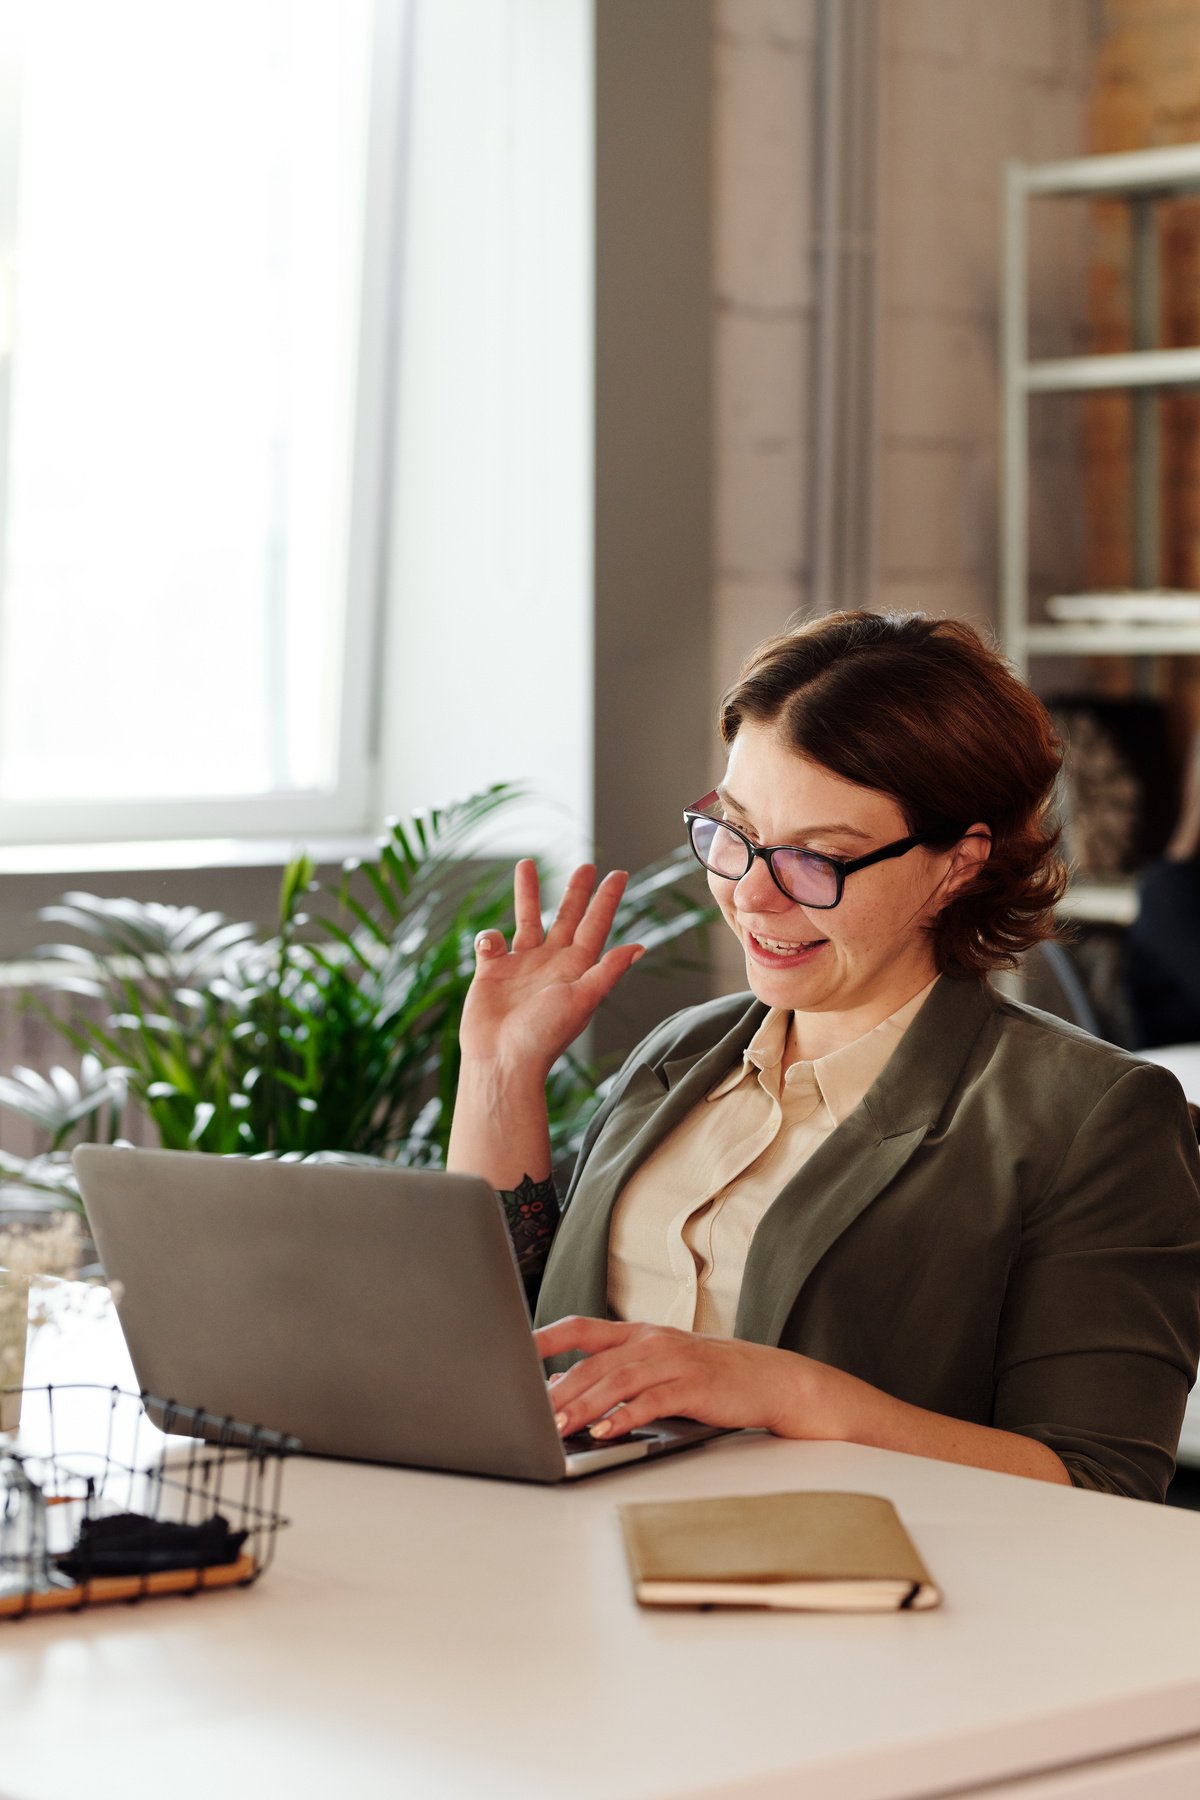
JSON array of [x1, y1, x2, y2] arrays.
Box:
[[683, 791, 943, 910]]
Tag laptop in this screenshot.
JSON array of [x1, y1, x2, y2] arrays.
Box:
[[72, 1146, 729, 1483]]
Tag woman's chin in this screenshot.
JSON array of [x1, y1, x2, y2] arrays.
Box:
[[742, 936, 836, 1007]]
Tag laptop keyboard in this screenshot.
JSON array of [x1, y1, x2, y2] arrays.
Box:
[[561, 1428, 658, 1455]]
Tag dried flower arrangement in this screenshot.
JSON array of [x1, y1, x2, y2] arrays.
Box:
[[0, 1216, 115, 1432]]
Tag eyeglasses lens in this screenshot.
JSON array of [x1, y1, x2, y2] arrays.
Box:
[[771, 846, 839, 906], [690, 819, 840, 906], [690, 818, 746, 879]]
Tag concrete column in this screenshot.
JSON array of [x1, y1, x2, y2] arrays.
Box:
[[592, 0, 715, 1049]]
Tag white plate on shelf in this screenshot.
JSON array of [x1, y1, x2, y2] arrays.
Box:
[[1046, 590, 1200, 624]]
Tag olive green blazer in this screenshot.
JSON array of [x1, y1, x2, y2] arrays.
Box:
[[535, 974, 1200, 1502]]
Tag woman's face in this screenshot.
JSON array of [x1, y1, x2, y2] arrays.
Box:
[[708, 721, 971, 1039]]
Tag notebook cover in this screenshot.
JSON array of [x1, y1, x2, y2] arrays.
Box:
[[618, 1490, 940, 1607]]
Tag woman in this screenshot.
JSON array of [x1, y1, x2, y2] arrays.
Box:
[[448, 611, 1200, 1502]]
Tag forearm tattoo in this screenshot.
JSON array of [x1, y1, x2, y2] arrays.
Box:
[[498, 1172, 560, 1282]]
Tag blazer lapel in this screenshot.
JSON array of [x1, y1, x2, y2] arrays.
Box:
[[536, 998, 766, 1324], [734, 975, 999, 1345]]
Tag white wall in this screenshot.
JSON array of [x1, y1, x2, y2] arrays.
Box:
[[377, 0, 593, 864]]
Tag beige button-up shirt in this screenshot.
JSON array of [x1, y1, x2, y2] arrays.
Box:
[[607, 981, 936, 1337]]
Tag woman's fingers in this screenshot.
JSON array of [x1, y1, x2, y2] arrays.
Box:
[[588, 1388, 685, 1440], [536, 1319, 677, 1432], [534, 1314, 636, 1360], [552, 1356, 679, 1437], [509, 861, 625, 960], [543, 863, 600, 949], [575, 943, 645, 1009], [573, 868, 630, 961], [545, 864, 625, 959], [510, 858, 545, 952]]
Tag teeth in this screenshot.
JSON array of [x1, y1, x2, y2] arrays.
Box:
[[753, 933, 821, 954]]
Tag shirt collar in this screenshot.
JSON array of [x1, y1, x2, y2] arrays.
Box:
[[706, 977, 938, 1124], [707, 1007, 789, 1099]]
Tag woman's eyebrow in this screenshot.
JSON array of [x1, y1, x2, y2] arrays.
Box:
[[716, 785, 875, 843]]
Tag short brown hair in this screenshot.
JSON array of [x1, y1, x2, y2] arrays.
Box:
[[719, 611, 1067, 977]]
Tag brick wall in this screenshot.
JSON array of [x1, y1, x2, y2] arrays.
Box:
[[711, 0, 1099, 676]]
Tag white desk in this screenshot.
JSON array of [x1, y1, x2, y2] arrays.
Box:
[[5, 1308, 1200, 1800]]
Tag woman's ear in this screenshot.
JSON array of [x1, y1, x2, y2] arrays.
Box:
[[944, 825, 991, 898]]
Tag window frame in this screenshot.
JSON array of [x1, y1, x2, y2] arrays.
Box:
[[0, 0, 408, 849]]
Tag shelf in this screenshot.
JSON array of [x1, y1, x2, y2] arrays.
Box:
[[1056, 881, 1137, 926], [1024, 347, 1200, 392], [1022, 624, 1200, 655], [1002, 146, 1200, 689], [1014, 143, 1200, 198]]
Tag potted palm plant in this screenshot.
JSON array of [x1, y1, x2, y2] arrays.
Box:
[[0, 784, 711, 1213]]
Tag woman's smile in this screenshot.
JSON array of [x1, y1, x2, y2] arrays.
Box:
[[744, 930, 829, 965]]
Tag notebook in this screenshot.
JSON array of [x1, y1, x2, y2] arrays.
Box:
[[619, 1490, 941, 1611], [72, 1146, 728, 1483]]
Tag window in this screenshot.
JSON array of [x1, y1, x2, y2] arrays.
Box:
[[0, 0, 397, 844]]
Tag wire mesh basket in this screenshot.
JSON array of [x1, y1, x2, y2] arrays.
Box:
[[1, 1383, 299, 1619]]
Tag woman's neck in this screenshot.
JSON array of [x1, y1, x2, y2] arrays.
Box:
[[783, 973, 939, 1069]]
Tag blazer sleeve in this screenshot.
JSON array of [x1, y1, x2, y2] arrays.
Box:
[[992, 1061, 1200, 1502]]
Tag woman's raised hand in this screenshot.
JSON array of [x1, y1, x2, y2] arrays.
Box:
[[460, 860, 644, 1077]]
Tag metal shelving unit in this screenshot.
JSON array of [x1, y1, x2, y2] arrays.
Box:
[[1002, 144, 1200, 925], [1002, 141, 1200, 675]]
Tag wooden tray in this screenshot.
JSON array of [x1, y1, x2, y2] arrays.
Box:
[[0, 1551, 258, 1617]]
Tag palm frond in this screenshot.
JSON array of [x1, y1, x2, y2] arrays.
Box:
[[37, 894, 259, 984], [0, 1057, 130, 1151]]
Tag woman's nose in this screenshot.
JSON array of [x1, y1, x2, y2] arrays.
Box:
[[734, 852, 792, 910]]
